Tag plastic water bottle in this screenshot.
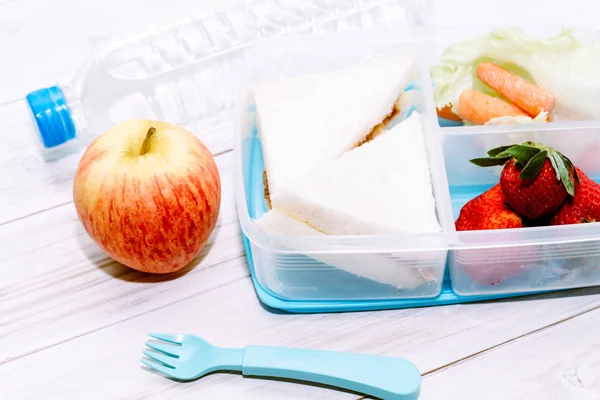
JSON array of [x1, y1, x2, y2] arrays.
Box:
[[21, 0, 421, 162]]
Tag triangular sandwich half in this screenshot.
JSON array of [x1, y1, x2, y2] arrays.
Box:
[[254, 52, 415, 206], [270, 112, 441, 235]]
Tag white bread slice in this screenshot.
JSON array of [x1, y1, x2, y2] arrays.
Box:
[[254, 52, 415, 199], [271, 112, 441, 235], [254, 209, 437, 289]]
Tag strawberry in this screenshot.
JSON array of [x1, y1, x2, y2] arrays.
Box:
[[456, 184, 523, 231], [551, 168, 600, 225], [455, 185, 531, 285], [500, 158, 570, 219], [455, 247, 536, 286], [470, 141, 579, 220]]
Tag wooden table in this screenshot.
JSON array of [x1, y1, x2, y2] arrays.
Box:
[[2, 1, 600, 399]]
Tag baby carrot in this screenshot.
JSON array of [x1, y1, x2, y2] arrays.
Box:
[[436, 105, 463, 122], [457, 89, 529, 125], [476, 62, 556, 116]]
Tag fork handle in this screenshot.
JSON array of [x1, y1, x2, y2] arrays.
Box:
[[241, 345, 420, 400]]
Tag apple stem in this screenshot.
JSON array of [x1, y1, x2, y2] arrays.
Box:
[[140, 127, 157, 156]]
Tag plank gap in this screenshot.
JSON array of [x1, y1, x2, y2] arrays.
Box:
[[0, 268, 250, 366], [423, 299, 600, 378], [0, 200, 73, 227]]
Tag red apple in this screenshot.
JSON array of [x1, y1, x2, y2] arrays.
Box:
[[73, 119, 221, 274]]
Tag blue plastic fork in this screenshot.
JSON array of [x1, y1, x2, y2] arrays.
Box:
[[142, 333, 421, 399]]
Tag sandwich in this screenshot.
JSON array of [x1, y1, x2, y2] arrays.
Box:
[[271, 112, 441, 235], [254, 113, 443, 289], [253, 52, 415, 207]]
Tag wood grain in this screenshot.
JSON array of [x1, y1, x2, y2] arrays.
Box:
[[3, 270, 600, 398], [422, 305, 600, 400], [0, 152, 249, 364]]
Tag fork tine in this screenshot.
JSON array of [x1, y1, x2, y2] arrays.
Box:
[[141, 358, 176, 377], [143, 350, 177, 368], [148, 333, 182, 345], [145, 341, 180, 358]]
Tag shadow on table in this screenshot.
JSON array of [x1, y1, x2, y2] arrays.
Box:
[[139, 365, 375, 398], [74, 220, 222, 283], [475, 285, 600, 305]]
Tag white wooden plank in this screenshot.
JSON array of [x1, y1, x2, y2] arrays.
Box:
[[0, 100, 83, 224], [421, 305, 600, 400], [0, 278, 356, 400], [137, 288, 600, 400], [0, 151, 251, 364], [2, 273, 600, 399]]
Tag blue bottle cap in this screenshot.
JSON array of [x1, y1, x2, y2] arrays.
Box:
[[26, 86, 77, 148]]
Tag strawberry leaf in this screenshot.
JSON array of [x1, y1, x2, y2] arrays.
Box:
[[470, 156, 512, 167], [562, 156, 581, 185], [474, 141, 580, 194], [519, 150, 548, 180], [496, 145, 541, 166], [548, 152, 561, 180], [487, 145, 513, 157], [550, 151, 576, 196]]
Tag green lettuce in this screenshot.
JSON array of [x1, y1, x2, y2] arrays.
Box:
[[431, 27, 600, 121]]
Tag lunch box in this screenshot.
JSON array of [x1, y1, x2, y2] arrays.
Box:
[[233, 16, 600, 312]]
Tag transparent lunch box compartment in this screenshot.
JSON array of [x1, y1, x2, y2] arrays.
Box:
[[423, 25, 600, 296], [444, 125, 600, 296], [234, 29, 453, 301], [420, 24, 600, 127]]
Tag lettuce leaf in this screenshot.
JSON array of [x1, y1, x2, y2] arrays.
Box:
[[431, 27, 600, 120]]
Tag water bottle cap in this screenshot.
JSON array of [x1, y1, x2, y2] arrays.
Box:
[[26, 86, 77, 148]]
